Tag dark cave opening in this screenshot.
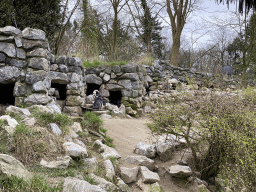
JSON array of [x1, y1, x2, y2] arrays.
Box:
[[86, 83, 101, 96], [0, 84, 15, 105], [51, 83, 67, 100], [109, 91, 122, 107]]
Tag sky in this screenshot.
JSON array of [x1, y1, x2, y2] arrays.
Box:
[[67, 0, 243, 49]]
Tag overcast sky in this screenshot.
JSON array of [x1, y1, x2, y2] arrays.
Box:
[[68, 0, 243, 49]]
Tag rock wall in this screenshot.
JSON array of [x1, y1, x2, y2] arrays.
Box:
[[0, 26, 148, 115], [144, 60, 238, 91], [0, 26, 238, 116]]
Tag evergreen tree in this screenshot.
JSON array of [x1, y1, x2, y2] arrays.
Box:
[[140, 0, 164, 59], [227, 13, 256, 79], [81, 0, 99, 58], [0, 0, 62, 46]]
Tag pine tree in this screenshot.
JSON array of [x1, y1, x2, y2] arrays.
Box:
[[0, 0, 62, 46], [81, 0, 99, 58], [140, 0, 163, 59]]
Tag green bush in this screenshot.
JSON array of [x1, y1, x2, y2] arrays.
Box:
[[243, 86, 256, 105]]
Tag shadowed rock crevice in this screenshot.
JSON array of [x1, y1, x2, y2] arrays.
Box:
[[109, 91, 122, 107]]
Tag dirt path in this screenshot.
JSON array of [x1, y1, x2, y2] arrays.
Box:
[[103, 117, 153, 158], [103, 117, 199, 192]]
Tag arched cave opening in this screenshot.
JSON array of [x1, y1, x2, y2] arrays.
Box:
[[51, 83, 67, 100], [109, 91, 122, 107], [0, 84, 15, 105], [86, 83, 101, 96]]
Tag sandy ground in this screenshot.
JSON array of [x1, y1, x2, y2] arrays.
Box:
[[103, 117, 154, 158], [103, 117, 199, 192]]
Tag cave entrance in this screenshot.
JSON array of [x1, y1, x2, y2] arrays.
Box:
[[51, 83, 67, 111], [86, 83, 100, 96], [109, 91, 122, 107], [51, 83, 67, 100], [0, 83, 15, 115]]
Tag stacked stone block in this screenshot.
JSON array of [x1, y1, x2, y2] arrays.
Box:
[[83, 63, 147, 108], [49, 55, 85, 116], [0, 26, 53, 107]]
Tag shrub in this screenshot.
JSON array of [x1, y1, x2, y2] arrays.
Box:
[[148, 92, 256, 191], [243, 86, 256, 105]]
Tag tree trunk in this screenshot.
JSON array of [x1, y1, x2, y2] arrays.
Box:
[[170, 31, 181, 66], [110, 2, 118, 61]]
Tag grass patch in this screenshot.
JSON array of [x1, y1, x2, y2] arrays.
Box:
[[135, 53, 154, 66], [83, 175, 98, 185], [104, 136, 115, 148], [0, 119, 12, 154], [32, 112, 73, 134], [100, 127, 107, 133], [0, 175, 62, 192], [83, 112, 103, 132], [83, 60, 127, 68], [14, 124, 63, 165]]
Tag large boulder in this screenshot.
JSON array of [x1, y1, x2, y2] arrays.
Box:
[[63, 142, 88, 158], [0, 43, 16, 58], [120, 73, 139, 81], [63, 177, 106, 192], [49, 71, 69, 84], [103, 160, 115, 180], [5, 106, 31, 118], [22, 27, 46, 40], [26, 48, 50, 58], [6, 58, 26, 68], [85, 74, 103, 85], [28, 58, 49, 71], [0, 154, 32, 180], [0, 66, 19, 83], [134, 142, 156, 158], [32, 81, 47, 93], [89, 173, 117, 192], [22, 39, 49, 50], [67, 57, 82, 67], [118, 80, 132, 90], [140, 166, 160, 183], [0, 115, 18, 135], [120, 167, 139, 184], [25, 69, 48, 85], [168, 165, 192, 178], [49, 123, 62, 136], [24, 94, 52, 106], [93, 140, 121, 159], [106, 84, 123, 91], [82, 158, 98, 172], [121, 63, 137, 73], [116, 177, 130, 192], [124, 156, 155, 171], [136, 180, 161, 192], [155, 134, 186, 161], [40, 156, 72, 169], [28, 105, 54, 114], [0, 26, 21, 36]]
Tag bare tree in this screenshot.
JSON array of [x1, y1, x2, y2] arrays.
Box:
[[166, 0, 198, 66]]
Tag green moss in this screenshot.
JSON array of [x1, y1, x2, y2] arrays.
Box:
[[83, 60, 127, 68]]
